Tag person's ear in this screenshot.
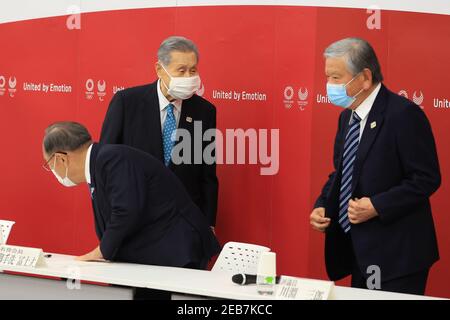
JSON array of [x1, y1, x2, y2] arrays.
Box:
[[362, 68, 373, 90], [56, 153, 68, 166], [155, 61, 162, 78]]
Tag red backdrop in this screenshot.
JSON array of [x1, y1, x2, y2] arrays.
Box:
[[0, 5, 448, 297]]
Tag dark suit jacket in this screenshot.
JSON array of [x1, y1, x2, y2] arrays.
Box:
[[99, 81, 218, 226], [315, 84, 441, 282], [89, 143, 221, 267]]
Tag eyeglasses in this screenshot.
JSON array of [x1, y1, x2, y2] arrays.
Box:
[[42, 151, 67, 172]]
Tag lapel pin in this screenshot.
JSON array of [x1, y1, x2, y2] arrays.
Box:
[[186, 116, 193, 123], [370, 121, 377, 129]]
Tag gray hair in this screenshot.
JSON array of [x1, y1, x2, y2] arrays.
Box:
[[157, 36, 199, 66], [324, 37, 384, 83], [43, 121, 92, 155]]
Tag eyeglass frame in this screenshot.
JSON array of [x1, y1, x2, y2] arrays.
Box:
[[42, 151, 68, 172]]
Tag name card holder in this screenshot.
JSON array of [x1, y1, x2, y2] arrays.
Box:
[[0, 245, 47, 268], [275, 276, 334, 300]]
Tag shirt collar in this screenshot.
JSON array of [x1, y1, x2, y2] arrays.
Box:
[[85, 144, 93, 185], [354, 83, 382, 122], [157, 79, 182, 112]]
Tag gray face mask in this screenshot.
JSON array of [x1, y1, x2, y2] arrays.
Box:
[[51, 157, 77, 187]]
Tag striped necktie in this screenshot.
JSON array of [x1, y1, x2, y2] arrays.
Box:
[[338, 112, 362, 233]]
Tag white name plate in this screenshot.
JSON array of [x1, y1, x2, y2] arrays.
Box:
[[276, 276, 334, 300], [0, 245, 47, 268]]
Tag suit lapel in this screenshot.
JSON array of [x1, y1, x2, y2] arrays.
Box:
[[142, 81, 164, 161], [89, 143, 106, 233], [178, 98, 195, 132], [351, 85, 388, 191]]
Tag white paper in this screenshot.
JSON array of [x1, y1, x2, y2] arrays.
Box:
[[0, 220, 15, 245]]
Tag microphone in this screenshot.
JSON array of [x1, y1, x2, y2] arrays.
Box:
[[232, 273, 281, 285]]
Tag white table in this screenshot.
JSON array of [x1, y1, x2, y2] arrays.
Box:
[[0, 253, 445, 300]]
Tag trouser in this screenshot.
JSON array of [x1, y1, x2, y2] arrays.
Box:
[[348, 236, 429, 295]]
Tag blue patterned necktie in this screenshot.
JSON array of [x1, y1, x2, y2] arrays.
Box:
[[338, 112, 362, 233], [162, 103, 177, 166]]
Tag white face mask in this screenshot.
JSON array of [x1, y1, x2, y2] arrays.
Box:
[[51, 157, 77, 187], [159, 62, 201, 100]]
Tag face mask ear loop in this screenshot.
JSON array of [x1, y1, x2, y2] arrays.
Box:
[[158, 61, 172, 91], [345, 72, 364, 100], [161, 76, 170, 92], [59, 154, 69, 180], [345, 72, 362, 88], [354, 87, 364, 99]]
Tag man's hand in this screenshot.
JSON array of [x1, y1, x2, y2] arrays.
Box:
[[75, 245, 106, 262], [348, 197, 378, 224], [310, 207, 330, 232]]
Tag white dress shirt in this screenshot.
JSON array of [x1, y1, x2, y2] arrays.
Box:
[[157, 79, 182, 132], [85, 144, 93, 184], [352, 83, 381, 141]]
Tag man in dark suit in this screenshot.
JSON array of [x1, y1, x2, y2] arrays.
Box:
[[42, 121, 220, 269], [100, 36, 218, 231], [310, 38, 441, 295]]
